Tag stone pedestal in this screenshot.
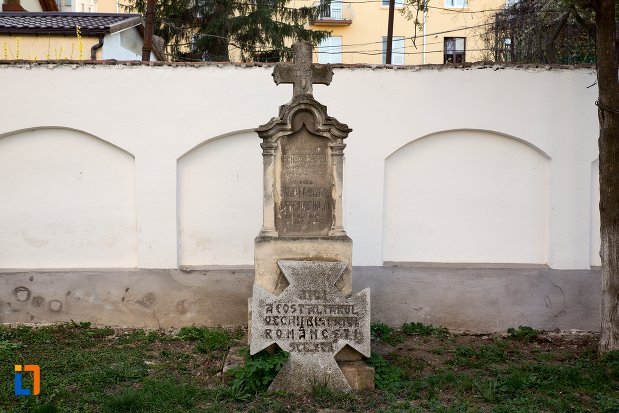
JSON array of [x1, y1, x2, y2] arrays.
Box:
[[255, 236, 352, 296]]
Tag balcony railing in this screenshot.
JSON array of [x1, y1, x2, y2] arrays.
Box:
[[312, 2, 353, 25]]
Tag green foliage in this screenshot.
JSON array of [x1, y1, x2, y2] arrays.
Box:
[[127, 0, 329, 62], [507, 326, 539, 343], [449, 342, 508, 368], [102, 379, 200, 413], [228, 348, 289, 395], [1, 324, 619, 412], [598, 394, 619, 413], [31, 404, 59, 413], [308, 379, 359, 408], [602, 351, 619, 380], [371, 323, 404, 345], [178, 326, 241, 353], [103, 390, 145, 412], [401, 322, 448, 337], [367, 353, 406, 391]]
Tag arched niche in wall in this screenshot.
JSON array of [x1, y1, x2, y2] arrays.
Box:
[[0, 127, 137, 268], [383, 129, 550, 264], [590, 158, 601, 267], [177, 130, 262, 266]]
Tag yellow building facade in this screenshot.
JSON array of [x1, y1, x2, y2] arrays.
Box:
[[32, 0, 506, 65], [0, 33, 102, 60], [96, 0, 130, 13], [303, 0, 506, 65]]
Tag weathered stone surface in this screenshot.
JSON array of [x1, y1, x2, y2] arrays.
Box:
[[250, 260, 370, 392], [256, 42, 351, 242], [254, 236, 352, 296], [250, 41, 373, 393], [0, 267, 603, 331], [277, 119, 333, 237], [272, 41, 333, 98], [338, 361, 375, 390]]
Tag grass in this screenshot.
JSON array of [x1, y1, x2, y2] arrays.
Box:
[[0, 322, 618, 412]]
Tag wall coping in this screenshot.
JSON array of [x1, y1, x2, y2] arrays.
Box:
[[0, 59, 599, 71]]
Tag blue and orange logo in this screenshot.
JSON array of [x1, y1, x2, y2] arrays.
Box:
[[14, 365, 40, 396]]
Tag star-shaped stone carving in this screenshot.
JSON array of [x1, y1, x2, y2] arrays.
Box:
[[250, 260, 370, 392]]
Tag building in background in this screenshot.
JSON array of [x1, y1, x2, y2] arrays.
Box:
[[0, 11, 165, 60], [305, 0, 508, 65], [2, 0, 131, 13], [2, 0, 57, 11], [54, 0, 95, 13], [96, 0, 130, 13], [3, 0, 510, 64]]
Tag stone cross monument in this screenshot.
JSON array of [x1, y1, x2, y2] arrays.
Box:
[[254, 41, 352, 296], [250, 41, 374, 392]]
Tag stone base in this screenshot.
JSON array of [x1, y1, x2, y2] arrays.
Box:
[[335, 344, 364, 362], [254, 236, 352, 296], [0, 267, 601, 332], [338, 361, 375, 390]]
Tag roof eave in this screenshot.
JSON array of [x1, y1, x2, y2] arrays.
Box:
[[107, 16, 142, 34], [0, 28, 109, 35]]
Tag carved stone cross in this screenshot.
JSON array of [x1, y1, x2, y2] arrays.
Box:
[[272, 41, 333, 98], [250, 260, 370, 392]]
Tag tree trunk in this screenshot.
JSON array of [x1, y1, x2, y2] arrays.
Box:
[[596, 0, 619, 354]]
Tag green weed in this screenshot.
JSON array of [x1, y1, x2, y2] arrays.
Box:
[[598, 394, 619, 413], [178, 326, 242, 354], [371, 323, 404, 345], [506, 326, 539, 342], [368, 353, 407, 392], [401, 322, 449, 337], [228, 348, 289, 395], [0, 324, 617, 413]]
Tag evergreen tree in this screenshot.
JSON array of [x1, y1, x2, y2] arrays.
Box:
[[128, 0, 330, 62]]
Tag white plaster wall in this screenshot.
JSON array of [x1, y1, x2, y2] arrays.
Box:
[[0, 128, 137, 268], [178, 131, 262, 266], [103, 29, 157, 61], [383, 130, 549, 264], [0, 64, 600, 269]]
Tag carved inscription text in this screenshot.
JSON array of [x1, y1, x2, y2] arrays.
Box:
[[276, 127, 333, 236]]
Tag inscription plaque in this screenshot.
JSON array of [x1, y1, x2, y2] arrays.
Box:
[[276, 121, 333, 237], [251, 260, 370, 392]]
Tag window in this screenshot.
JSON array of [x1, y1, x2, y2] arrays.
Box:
[[445, 0, 466, 7], [317, 36, 342, 64], [64, 0, 71, 5], [382, 36, 405, 65], [381, 0, 404, 7], [444, 37, 465, 63], [319, 0, 343, 20]]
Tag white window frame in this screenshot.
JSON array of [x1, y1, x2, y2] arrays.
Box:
[[444, 0, 467, 8], [317, 36, 342, 64], [381, 0, 404, 8], [382, 36, 405, 65]]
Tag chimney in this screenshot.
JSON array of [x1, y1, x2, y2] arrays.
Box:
[[3, 0, 26, 11]]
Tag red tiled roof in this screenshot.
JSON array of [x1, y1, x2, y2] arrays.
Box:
[[0, 12, 142, 35]]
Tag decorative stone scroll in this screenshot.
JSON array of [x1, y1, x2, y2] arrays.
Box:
[[250, 260, 370, 392]]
